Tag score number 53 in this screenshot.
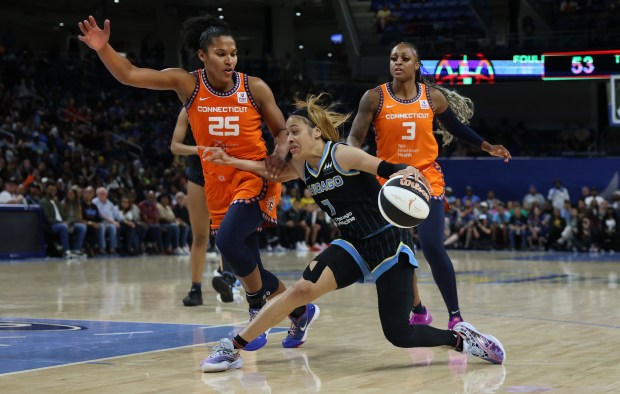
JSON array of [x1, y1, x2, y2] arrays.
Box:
[[571, 56, 595, 75]]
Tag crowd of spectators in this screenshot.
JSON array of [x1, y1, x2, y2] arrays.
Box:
[[0, 34, 616, 258], [436, 182, 620, 253], [371, 0, 620, 57]]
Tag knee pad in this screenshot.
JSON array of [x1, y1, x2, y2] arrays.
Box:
[[259, 267, 280, 295]]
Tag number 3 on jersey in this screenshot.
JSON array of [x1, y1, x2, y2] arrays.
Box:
[[402, 121, 416, 140], [209, 116, 240, 136]]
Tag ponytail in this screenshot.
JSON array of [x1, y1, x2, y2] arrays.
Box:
[[180, 16, 233, 53]]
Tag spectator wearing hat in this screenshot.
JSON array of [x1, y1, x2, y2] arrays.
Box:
[[39, 181, 86, 258], [472, 213, 493, 250], [24, 182, 42, 206], [522, 185, 545, 210], [92, 187, 121, 255], [0, 177, 25, 204], [444, 186, 457, 206]]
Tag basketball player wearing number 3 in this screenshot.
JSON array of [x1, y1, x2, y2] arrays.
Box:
[[78, 15, 318, 350], [348, 42, 511, 330]]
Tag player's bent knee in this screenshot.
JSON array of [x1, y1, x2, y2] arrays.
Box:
[[287, 281, 317, 304], [382, 323, 412, 348]]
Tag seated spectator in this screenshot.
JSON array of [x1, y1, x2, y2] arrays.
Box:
[[24, 181, 42, 206], [471, 214, 494, 250], [461, 185, 481, 206], [81, 186, 106, 256], [527, 206, 548, 250], [157, 193, 182, 255], [173, 191, 191, 253], [602, 206, 619, 251], [116, 196, 139, 256], [60, 186, 87, 256], [508, 208, 528, 250], [547, 179, 570, 211], [545, 209, 566, 250], [40, 181, 86, 258], [444, 186, 457, 206], [139, 190, 164, 254], [92, 187, 121, 255], [0, 177, 25, 204], [485, 190, 501, 210], [585, 187, 606, 208], [491, 202, 511, 249], [522, 185, 545, 211], [573, 217, 595, 252]]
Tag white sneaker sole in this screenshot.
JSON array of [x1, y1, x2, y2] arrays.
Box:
[[201, 357, 244, 373]]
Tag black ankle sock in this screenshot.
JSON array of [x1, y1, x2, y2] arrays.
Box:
[[412, 303, 426, 314], [246, 290, 266, 309], [449, 309, 462, 320], [232, 335, 248, 349], [289, 305, 306, 319], [190, 283, 202, 292], [453, 332, 464, 352]]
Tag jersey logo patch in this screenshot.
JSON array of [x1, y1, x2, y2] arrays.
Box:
[[420, 100, 429, 109], [237, 92, 248, 104]]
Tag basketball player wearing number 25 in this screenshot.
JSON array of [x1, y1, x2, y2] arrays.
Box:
[[78, 15, 318, 351], [348, 42, 511, 329], [199, 93, 504, 372]]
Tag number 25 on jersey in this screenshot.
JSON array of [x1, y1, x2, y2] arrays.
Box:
[[209, 116, 239, 136]]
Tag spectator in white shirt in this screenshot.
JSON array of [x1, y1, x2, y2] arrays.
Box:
[[523, 184, 545, 210], [0, 177, 25, 204], [584, 187, 606, 207], [547, 179, 570, 211], [92, 187, 121, 254]]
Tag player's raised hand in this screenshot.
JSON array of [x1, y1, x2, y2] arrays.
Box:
[[78, 16, 110, 52]]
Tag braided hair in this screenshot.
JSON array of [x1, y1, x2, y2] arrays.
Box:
[[398, 42, 474, 146], [180, 16, 233, 53]]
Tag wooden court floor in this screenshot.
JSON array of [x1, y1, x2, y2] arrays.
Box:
[[1, 249, 619, 393]]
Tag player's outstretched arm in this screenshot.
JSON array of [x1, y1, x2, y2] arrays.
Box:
[[202, 147, 300, 183], [78, 15, 192, 95]]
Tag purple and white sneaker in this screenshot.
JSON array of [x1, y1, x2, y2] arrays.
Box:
[[200, 338, 244, 372], [452, 322, 505, 365], [282, 304, 320, 348]]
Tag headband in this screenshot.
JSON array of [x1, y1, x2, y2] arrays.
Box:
[[290, 108, 316, 126]]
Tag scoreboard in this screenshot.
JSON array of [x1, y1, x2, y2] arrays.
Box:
[[543, 50, 620, 80]]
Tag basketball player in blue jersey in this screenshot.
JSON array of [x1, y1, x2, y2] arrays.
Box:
[[199, 93, 505, 372], [348, 42, 511, 329]]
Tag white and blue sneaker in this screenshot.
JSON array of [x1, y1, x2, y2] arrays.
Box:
[[243, 308, 270, 351], [453, 322, 505, 365], [282, 304, 320, 348], [200, 338, 244, 372]]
